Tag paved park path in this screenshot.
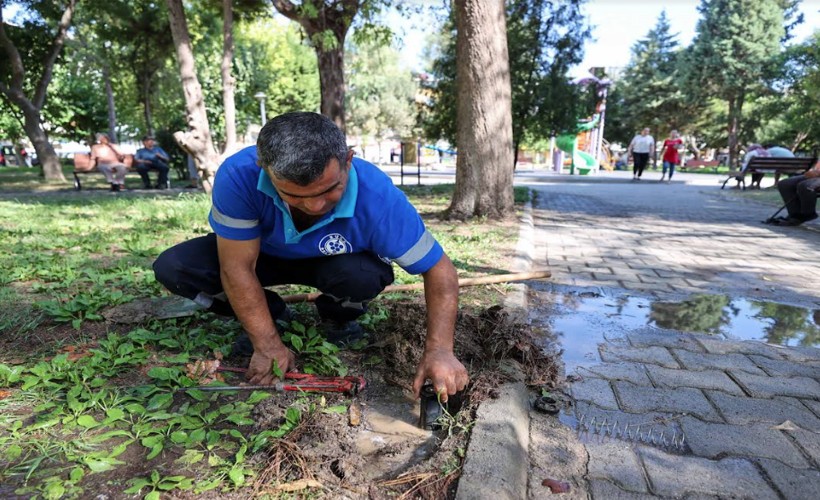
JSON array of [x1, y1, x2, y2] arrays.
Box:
[[458, 171, 820, 499]]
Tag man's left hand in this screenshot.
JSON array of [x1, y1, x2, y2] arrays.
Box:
[[412, 348, 469, 402]]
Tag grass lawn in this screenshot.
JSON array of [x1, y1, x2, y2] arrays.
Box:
[[0, 167, 528, 498]]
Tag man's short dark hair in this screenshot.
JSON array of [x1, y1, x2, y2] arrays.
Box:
[[256, 112, 348, 185], [142, 135, 155, 141]]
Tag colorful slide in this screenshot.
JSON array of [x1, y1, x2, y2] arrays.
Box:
[[556, 116, 600, 175]]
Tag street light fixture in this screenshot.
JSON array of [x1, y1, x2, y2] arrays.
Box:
[[253, 92, 267, 126]]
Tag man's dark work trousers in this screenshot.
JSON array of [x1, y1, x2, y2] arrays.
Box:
[[153, 233, 394, 322]]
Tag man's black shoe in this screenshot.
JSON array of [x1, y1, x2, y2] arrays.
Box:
[[230, 307, 293, 357], [321, 320, 366, 347], [774, 217, 804, 226]]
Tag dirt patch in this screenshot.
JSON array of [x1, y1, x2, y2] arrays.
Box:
[[0, 298, 560, 499], [240, 299, 561, 499]]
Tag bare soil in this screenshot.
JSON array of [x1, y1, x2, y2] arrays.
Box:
[[239, 299, 561, 499], [1, 296, 560, 499]]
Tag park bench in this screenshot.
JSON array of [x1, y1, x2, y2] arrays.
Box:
[[681, 159, 720, 173], [720, 156, 817, 190], [72, 152, 137, 190]]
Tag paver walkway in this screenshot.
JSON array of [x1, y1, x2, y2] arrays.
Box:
[[522, 175, 820, 499]]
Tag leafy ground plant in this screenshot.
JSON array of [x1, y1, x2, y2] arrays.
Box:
[[0, 180, 525, 498]]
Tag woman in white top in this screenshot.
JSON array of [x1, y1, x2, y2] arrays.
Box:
[[627, 128, 655, 180]]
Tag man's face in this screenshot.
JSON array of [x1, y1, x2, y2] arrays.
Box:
[[270, 152, 352, 217], [641, 128, 650, 136], [143, 139, 155, 148]]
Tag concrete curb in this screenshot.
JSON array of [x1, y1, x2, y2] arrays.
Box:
[[457, 194, 536, 498], [457, 376, 531, 499]]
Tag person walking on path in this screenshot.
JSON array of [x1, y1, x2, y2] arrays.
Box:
[[152, 112, 469, 400], [767, 160, 820, 226], [659, 130, 683, 182], [89, 133, 128, 192], [134, 135, 171, 189], [627, 127, 654, 180]]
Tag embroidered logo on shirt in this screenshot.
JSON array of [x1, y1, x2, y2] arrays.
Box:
[[318, 233, 352, 255]]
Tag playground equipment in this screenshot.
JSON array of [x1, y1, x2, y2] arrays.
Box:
[[556, 116, 600, 175], [555, 72, 613, 175]]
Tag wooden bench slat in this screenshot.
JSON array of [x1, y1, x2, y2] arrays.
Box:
[[721, 156, 817, 190], [72, 152, 138, 190]]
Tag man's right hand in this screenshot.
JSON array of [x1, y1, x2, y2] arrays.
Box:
[[246, 346, 297, 385]]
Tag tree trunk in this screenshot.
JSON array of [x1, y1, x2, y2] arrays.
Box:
[[317, 47, 346, 131], [221, 0, 237, 153], [21, 101, 61, 179], [791, 131, 808, 152], [103, 65, 117, 141], [447, 0, 515, 220], [0, 0, 75, 182], [513, 138, 520, 169], [271, 0, 358, 133], [165, 0, 220, 192], [141, 76, 155, 135], [727, 94, 744, 168]]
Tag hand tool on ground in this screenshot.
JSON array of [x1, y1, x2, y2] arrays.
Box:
[[181, 369, 366, 396], [283, 270, 552, 303], [107, 270, 552, 323]]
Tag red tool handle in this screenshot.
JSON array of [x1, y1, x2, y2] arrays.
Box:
[[215, 366, 365, 394]]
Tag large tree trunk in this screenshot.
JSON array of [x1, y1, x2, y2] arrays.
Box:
[[447, 0, 515, 220], [271, 0, 358, 133], [21, 101, 61, 177], [221, 0, 237, 153], [166, 0, 220, 192], [0, 0, 76, 182], [317, 47, 345, 131]]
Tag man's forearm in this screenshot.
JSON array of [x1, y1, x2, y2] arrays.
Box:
[[422, 255, 459, 352], [220, 269, 285, 353]]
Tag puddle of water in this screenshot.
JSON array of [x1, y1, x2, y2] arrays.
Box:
[[354, 386, 436, 478], [542, 292, 820, 373]]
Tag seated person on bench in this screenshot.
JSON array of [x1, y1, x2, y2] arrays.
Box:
[[134, 135, 170, 189], [768, 160, 820, 226], [90, 133, 127, 192], [741, 144, 770, 189], [764, 144, 796, 186]]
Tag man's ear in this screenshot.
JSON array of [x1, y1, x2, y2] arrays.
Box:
[[346, 149, 354, 166]]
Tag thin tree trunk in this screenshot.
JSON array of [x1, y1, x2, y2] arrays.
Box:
[[221, 0, 237, 153], [165, 0, 220, 192], [791, 131, 808, 152], [447, 0, 514, 220], [103, 65, 117, 141], [0, 0, 75, 182], [727, 94, 743, 168], [317, 47, 346, 131], [141, 76, 155, 135]]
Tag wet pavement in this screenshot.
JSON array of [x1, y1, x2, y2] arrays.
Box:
[[518, 173, 820, 499]]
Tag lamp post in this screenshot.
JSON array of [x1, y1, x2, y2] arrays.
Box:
[[253, 92, 267, 126]]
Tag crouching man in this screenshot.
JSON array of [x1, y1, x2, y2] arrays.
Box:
[[153, 112, 469, 400]]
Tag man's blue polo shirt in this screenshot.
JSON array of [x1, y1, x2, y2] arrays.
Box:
[[208, 146, 443, 275]]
